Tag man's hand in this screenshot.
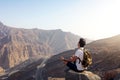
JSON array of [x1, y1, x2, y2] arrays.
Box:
[[60, 56, 65, 61]]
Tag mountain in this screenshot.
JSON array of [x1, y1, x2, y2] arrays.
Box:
[[86, 34, 120, 71], [0, 34, 120, 80], [0, 21, 90, 70], [85, 34, 120, 79], [44, 34, 120, 79]]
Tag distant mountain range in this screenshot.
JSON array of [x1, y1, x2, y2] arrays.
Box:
[[0, 21, 92, 70]]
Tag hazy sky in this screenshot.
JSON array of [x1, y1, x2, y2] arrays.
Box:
[[0, 0, 120, 40]]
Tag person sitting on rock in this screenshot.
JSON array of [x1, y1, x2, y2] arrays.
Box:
[[60, 38, 87, 72]]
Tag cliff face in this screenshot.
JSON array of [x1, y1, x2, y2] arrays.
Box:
[[0, 22, 82, 69]]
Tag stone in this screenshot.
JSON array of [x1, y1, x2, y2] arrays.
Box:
[[0, 67, 5, 73], [65, 70, 101, 80]]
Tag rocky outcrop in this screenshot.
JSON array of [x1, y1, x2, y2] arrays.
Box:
[[65, 70, 101, 80], [103, 68, 120, 80], [0, 67, 5, 73]]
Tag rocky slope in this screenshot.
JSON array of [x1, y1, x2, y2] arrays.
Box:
[[86, 34, 120, 80], [86, 34, 120, 71], [0, 57, 44, 80]]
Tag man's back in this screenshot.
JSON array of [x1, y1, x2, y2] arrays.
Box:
[[75, 48, 85, 70]]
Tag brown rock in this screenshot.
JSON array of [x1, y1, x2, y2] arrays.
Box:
[[65, 70, 101, 80], [114, 73, 120, 80], [104, 68, 120, 80], [0, 67, 5, 73]]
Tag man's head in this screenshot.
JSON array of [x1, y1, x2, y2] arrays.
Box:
[[78, 38, 86, 47]]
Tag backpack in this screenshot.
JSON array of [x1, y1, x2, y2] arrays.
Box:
[[78, 49, 92, 67]]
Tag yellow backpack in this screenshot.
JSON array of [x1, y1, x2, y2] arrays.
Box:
[[78, 49, 92, 67], [82, 49, 92, 67]]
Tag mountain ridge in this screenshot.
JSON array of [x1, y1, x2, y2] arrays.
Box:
[[0, 21, 89, 69]]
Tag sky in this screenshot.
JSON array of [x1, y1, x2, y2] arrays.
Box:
[[0, 0, 120, 40]]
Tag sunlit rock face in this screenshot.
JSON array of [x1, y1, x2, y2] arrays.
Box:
[[0, 22, 84, 69]]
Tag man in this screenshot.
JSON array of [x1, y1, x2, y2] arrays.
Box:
[[60, 38, 87, 72]]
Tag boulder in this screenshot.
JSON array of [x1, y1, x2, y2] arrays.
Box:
[[0, 67, 5, 73], [65, 70, 101, 80], [114, 73, 120, 80]]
